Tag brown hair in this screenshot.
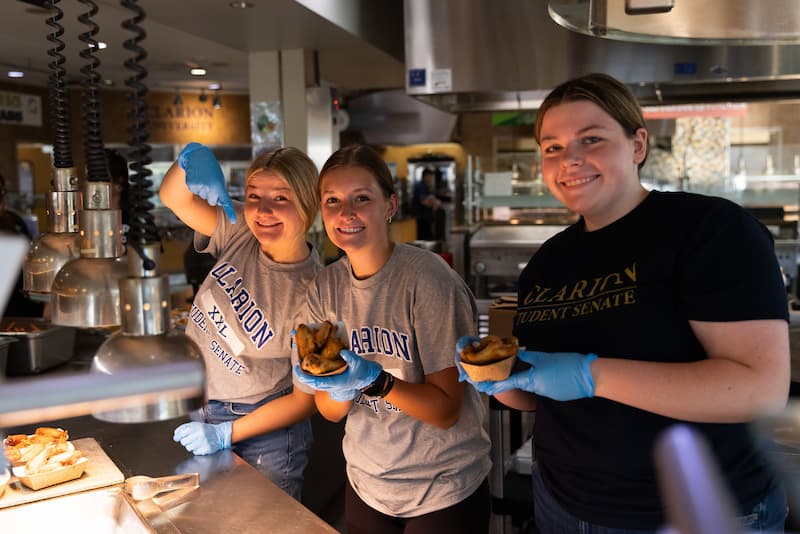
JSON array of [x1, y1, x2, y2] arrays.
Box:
[[534, 73, 648, 168], [246, 147, 319, 232], [319, 144, 396, 199]]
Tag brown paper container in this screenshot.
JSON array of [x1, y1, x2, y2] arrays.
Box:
[[461, 354, 517, 382], [12, 457, 88, 491]]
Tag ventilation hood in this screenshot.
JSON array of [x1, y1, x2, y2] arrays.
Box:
[[404, 0, 800, 111]]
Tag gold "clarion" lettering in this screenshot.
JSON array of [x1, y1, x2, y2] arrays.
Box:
[[522, 263, 637, 306]]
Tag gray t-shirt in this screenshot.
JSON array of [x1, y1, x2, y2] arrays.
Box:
[[302, 243, 491, 517], [187, 203, 322, 404]]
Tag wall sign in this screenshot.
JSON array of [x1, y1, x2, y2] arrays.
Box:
[[0, 90, 42, 126]]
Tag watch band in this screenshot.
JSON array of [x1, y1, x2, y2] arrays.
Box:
[[361, 370, 395, 397]]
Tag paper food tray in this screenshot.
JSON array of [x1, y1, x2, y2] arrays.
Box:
[[12, 457, 89, 491]]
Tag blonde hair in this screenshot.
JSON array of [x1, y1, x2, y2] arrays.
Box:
[[246, 147, 319, 232]]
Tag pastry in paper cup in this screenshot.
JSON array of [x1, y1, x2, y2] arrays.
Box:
[[460, 335, 519, 382], [296, 321, 349, 376], [12, 456, 88, 491]]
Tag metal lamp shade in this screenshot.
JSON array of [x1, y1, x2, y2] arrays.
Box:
[[51, 255, 127, 327], [91, 331, 205, 423], [23, 232, 81, 295]]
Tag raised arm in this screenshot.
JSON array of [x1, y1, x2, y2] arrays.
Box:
[[159, 142, 236, 236]]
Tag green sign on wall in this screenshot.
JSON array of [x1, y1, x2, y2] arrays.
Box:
[[491, 111, 537, 126]]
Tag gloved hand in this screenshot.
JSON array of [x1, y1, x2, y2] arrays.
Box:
[[474, 350, 597, 401], [454, 335, 478, 383], [173, 420, 233, 455], [178, 142, 237, 223], [293, 349, 382, 402]]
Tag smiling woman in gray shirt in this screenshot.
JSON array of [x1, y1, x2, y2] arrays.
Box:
[[294, 144, 492, 534]]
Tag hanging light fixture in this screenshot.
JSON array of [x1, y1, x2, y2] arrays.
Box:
[[212, 91, 222, 109], [198, 87, 208, 103], [173, 87, 183, 106], [51, 0, 126, 328], [92, 0, 204, 423], [23, 0, 81, 297]]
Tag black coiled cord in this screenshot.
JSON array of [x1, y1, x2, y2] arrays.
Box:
[[45, 0, 73, 169], [77, 0, 109, 182], [122, 0, 159, 270]]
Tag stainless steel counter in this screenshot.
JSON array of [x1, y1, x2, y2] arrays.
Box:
[[2, 415, 338, 533], [0, 328, 340, 533]]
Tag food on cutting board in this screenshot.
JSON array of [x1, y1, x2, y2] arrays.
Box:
[[3, 427, 86, 491], [296, 321, 348, 376], [459, 335, 519, 382]]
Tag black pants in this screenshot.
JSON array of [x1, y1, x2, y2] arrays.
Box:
[[344, 478, 490, 534]]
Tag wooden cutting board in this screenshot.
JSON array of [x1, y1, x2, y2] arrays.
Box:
[[1, 437, 124, 509]]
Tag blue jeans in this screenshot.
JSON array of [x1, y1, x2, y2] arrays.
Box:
[[196, 388, 313, 501], [531, 463, 787, 533]]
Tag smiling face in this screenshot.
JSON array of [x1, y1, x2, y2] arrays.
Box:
[[319, 165, 397, 256], [539, 100, 648, 230], [243, 170, 307, 262]]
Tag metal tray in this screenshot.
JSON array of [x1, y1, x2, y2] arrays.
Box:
[[0, 337, 16, 381], [0, 317, 76, 375]]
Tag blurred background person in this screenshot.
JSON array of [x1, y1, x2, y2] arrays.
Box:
[[411, 166, 443, 241], [0, 171, 44, 318]]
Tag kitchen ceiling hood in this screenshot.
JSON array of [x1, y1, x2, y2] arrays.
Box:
[[404, 0, 800, 111], [549, 0, 800, 46]]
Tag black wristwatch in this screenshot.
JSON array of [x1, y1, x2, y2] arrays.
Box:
[[361, 370, 395, 397]]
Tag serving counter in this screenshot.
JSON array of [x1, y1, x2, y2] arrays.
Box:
[[0, 330, 340, 533]]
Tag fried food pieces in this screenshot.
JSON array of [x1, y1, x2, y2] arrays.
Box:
[[296, 321, 347, 376], [4, 427, 82, 475], [460, 335, 519, 365]]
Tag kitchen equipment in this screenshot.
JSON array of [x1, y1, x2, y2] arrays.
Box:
[[468, 224, 567, 297], [0, 317, 76, 375], [0, 437, 124, 509], [0, 338, 16, 381], [124, 473, 199, 501]]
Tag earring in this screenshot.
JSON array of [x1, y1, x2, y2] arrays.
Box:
[[387, 216, 392, 224]]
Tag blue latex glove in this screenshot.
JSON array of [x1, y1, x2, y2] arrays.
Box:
[[474, 350, 597, 401], [454, 335, 478, 383], [293, 349, 382, 402], [178, 142, 237, 222], [173, 420, 233, 456]]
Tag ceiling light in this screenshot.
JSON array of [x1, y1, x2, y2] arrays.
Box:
[[213, 94, 222, 109], [7, 70, 24, 78], [190, 67, 207, 76], [207, 82, 221, 90], [229, 1, 254, 8], [198, 88, 208, 103], [173, 88, 183, 106]]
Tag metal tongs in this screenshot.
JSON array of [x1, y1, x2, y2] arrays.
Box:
[[124, 472, 200, 501]]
